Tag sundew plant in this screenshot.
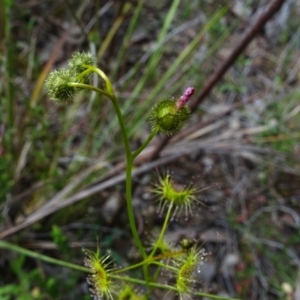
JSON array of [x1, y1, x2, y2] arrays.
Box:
[[45, 52, 235, 300]]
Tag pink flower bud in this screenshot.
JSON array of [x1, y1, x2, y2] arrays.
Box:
[[176, 87, 195, 108]]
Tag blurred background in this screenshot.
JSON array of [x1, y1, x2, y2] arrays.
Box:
[[0, 0, 300, 299]]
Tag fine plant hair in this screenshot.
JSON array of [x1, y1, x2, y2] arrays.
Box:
[[45, 51, 237, 300]]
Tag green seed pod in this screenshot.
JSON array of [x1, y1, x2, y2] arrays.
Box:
[[68, 51, 95, 84], [45, 68, 77, 105], [149, 98, 191, 136]]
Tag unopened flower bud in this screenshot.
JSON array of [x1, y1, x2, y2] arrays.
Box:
[[68, 51, 95, 84], [45, 69, 77, 105], [149, 88, 195, 136], [176, 87, 195, 109]]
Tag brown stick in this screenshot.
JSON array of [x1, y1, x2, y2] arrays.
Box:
[[149, 0, 286, 160]]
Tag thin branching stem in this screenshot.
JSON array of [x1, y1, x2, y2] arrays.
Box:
[[0, 240, 87, 272], [132, 127, 158, 159], [149, 202, 173, 258], [70, 76, 146, 260]]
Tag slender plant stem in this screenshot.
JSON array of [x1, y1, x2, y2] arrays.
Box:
[[110, 274, 173, 290], [132, 127, 158, 159], [148, 203, 174, 286], [0, 241, 88, 273], [108, 87, 151, 287], [71, 69, 150, 283], [110, 273, 240, 300], [0, 241, 238, 300], [68, 82, 112, 99], [110, 98, 146, 259], [149, 202, 173, 258], [151, 260, 177, 271], [124, 145, 146, 258], [85, 65, 115, 95], [70, 77, 146, 259], [114, 258, 148, 273]]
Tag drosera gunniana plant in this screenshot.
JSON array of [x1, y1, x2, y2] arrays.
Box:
[[45, 51, 239, 300]]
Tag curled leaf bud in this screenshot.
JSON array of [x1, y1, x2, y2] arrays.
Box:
[[45, 69, 77, 105], [149, 88, 195, 136], [68, 51, 96, 84]]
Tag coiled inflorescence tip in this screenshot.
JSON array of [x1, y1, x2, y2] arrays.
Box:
[[45, 69, 77, 105], [45, 51, 96, 104], [68, 51, 96, 84]]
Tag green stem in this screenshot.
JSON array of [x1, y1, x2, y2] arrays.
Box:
[[151, 260, 177, 271], [110, 274, 174, 290], [83, 65, 115, 96], [148, 203, 174, 287], [70, 71, 149, 282], [114, 258, 148, 274], [69, 79, 146, 259], [68, 82, 112, 99], [124, 154, 148, 260], [0, 241, 87, 273], [149, 202, 173, 258], [107, 88, 157, 290], [109, 275, 240, 300], [109, 96, 146, 260], [0, 239, 240, 299], [115, 248, 185, 274], [132, 127, 158, 159]]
